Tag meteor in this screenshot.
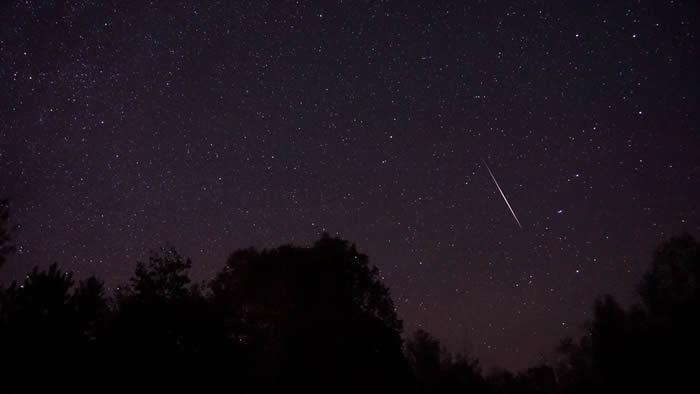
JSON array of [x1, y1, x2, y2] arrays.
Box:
[[482, 159, 523, 229]]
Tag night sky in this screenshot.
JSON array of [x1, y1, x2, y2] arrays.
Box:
[[1, 1, 699, 371]]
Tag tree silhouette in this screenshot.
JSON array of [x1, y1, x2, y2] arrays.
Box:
[[637, 232, 700, 393], [73, 276, 109, 340], [406, 328, 484, 394], [555, 336, 593, 393], [639, 232, 700, 318], [0, 199, 16, 269], [1, 227, 698, 393], [406, 328, 445, 391], [107, 245, 232, 393], [210, 233, 409, 391], [129, 245, 192, 301], [515, 364, 558, 394], [487, 368, 520, 394], [556, 233, 700, 394], [0, 263, 82, 392]]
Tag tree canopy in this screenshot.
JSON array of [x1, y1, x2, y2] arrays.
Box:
[[0, 227, 698, 393], [0, 199, 16, 269]]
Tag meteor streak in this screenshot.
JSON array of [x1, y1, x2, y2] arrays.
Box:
[[482, 159, 523, 229]]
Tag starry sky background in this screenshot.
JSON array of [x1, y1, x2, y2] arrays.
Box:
[[1, 0, 699, 371]]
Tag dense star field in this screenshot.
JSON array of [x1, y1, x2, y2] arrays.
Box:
[[1, 1, 698, 370]]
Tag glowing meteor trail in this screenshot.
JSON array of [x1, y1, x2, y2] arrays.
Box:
[[482, 159, 523, 229]]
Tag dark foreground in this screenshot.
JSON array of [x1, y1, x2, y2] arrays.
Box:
[[0, 202, 698, 393]]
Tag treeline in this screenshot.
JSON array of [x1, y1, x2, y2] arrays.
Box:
[[0, 199, 698, 393]]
